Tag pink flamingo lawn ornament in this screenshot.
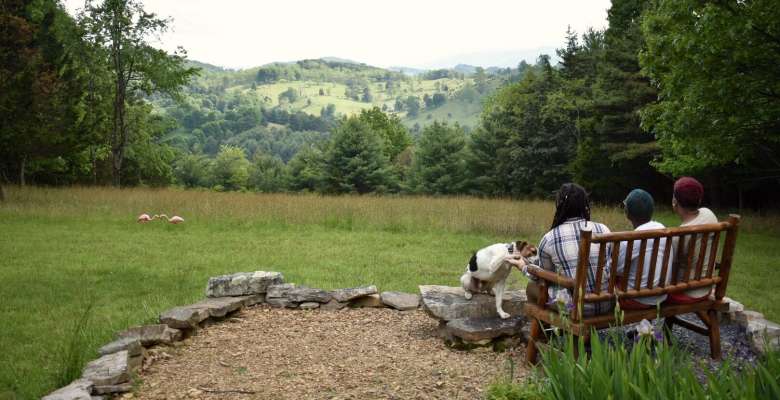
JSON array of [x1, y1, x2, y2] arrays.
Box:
[[137, 213, 152, 223], [151, 214, 184, 224]]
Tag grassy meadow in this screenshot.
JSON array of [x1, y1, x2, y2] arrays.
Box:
[[1, 186, 779, 399]]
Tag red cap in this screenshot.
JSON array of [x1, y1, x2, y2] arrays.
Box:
[[673, 177, 704, 208]]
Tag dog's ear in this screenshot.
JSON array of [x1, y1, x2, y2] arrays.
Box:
[[515, 241, 528, 252], [468, 252, 478, 272]]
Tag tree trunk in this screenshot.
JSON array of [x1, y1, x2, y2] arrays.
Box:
[[19, 156, 26, 187], [110, 4, 126, 188], [90, 147, 98, 185], [0, 183, 5, 202]]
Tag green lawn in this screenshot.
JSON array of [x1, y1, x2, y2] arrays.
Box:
[[1, 187, 778, 399]]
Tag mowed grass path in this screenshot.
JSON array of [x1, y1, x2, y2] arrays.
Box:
[[1, 187, 779, 399]]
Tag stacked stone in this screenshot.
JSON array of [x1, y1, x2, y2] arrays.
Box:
[[723, 297, 780, 355], [43, 270, 423, 399], [419, 285, 528, 350]]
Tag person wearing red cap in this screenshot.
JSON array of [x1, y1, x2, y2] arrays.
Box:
[[668, 177, 718, 303]]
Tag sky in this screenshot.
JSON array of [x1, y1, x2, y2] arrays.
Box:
[[63, 0, 611, 70]]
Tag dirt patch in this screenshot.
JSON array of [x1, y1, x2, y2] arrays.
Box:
[[133, 306, 527, 399]]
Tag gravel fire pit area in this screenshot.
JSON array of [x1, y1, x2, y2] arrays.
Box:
[[134, 306, 523, 400]]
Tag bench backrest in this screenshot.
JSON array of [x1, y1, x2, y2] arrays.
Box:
[[570, 214, 740, 321]]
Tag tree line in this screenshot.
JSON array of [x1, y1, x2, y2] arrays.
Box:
[[2, 0, 778, 208]]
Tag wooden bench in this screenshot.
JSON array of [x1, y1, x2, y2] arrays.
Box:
[[524, 215, 741, 363]]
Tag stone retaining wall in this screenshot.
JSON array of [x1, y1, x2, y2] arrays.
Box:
[[43, 271, 420, 400], [43, 272, 779, 399]]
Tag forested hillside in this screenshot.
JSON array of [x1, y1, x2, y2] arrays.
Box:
[[1, 0, 778, 207]]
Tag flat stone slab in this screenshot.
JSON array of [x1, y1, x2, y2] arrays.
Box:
[[445, 316, 525, 342], [82, 351, 131, 386], [330, 286, 378, 302], [321, 299, 349, 311], [159, 306, 210, 329], [349, 294, 384, 308], [92, 383, 133, 395], [381, 292, 419, 311], [287, 287, 332, 303], [299, 302, 320, 310], [42, 379, 93, 400], [419, 285, 526, 321], [98, 337, 142, 357], [118, 324, 182, 346], [266, 297, 297, 308], [206, 271, 284, 297], [191, 296, 246, 318], [266, 283, 297, 299]]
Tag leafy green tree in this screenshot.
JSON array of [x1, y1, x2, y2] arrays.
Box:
[[79, 0, 197, 186], [411, 122, 469, 194], [248, 152, 286, 192], [361, 87, 373, 102], [286, 145, 326, 192], [404, 96, 420, 117], [324, 116, 395, 193], [640, 0, 780, 201], [212, 145, 250, 191], [278, 87, 299, 104], [121, 104, 177, 186], [432, 93, 447, 107], [357, 107, 412, 162], [175, 153, 212, 188], [476, 62, 576, 197], [0, 0, 91, 185]]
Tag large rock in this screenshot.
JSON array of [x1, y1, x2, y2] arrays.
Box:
[[299, 302, 320, 310], [82, 351, 131, 386], [381, 292, 419, 311], [117, 324, 182, 346], [330, 286, 378, 302], [321, 299, 349, 311], [287, 287, 332, 303], [206, 271, 283, 297], [349, 294, 384, 308], [42, 379, 93, 400], [419, 285, 526, 321], [98, 337, 142, 357], [747, 319, 780, 354], [191, 296, 246, 318], [159, 305, 210, 329], [266, 297, 297, 308], [92, 383, 133, 395], [445, 316, 525, 342], [266, 283, 296, 298]]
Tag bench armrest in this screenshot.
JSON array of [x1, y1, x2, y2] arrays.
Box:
[[526, 266, 575, 288]]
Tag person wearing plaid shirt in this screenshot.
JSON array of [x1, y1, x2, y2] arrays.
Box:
[[527, 183, 613, 317]]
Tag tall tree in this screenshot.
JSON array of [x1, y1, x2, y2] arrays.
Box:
[[324, 116, 394, 194], [0, 0, 88, 185], [411, 122, 469, 194], [641, 0, 780, 206], [79, 0, 197, 186]]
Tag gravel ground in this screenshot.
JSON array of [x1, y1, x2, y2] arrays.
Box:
[[132, 306, 527, 400]]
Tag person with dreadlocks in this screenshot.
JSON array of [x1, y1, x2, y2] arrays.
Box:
[[525, 183, 613, 316]]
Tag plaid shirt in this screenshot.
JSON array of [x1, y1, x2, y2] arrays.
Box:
[[537, 218, 612, 316]]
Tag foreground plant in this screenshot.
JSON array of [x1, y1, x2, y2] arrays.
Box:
[[487, 326, 780, 400]]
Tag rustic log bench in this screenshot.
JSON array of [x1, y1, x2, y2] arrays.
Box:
[[524, 215, 741, 363]]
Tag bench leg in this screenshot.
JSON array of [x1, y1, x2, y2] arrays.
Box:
[[663, 316, 676, 340], [526, 318, 542, 364], [708, 309, 722, 360]]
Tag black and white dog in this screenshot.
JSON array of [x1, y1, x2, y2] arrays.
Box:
[[460, 241, 538, 319]]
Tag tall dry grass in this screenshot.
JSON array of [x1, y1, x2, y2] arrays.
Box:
[[5, 185, 776, 236], [3, 186, 627, 237]]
